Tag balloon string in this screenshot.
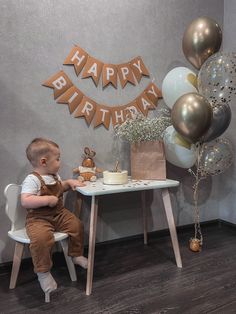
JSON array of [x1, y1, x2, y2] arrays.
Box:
[[192, 143, 204, 245]]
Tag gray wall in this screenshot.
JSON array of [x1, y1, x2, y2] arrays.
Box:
[[218, 0, 236, 223], [0, 0, 224, 263]]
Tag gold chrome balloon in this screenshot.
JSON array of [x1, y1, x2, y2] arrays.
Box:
[[171, 93, 212, 143], [182, 17, 222, 69]]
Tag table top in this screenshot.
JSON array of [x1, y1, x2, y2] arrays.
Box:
[[76, 178, 179, 196]]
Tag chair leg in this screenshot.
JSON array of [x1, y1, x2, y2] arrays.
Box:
[[10, 242, 25, 289], [45, 292, 50, 303], [60, 239, 77, 282]]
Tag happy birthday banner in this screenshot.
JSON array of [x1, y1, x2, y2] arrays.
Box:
[[42, 44, 162, 129], [42, 70, 162, 129], [63, 45, 150, 88]]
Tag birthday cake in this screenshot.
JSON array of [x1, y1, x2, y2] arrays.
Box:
[[103, 170, 128, 185]]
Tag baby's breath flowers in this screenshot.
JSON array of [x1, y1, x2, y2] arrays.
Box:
[[114, 109, 171, 143]]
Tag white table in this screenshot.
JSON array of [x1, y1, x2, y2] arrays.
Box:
[[76, 178, 182, 295]]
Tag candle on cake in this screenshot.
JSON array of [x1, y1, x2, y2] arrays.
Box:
[[103, 161, 128, 185]]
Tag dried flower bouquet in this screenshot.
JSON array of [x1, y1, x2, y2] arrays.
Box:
[[114, 109, 171, 143]]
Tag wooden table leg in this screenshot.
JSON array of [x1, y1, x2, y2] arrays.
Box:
[[162, 188, 182, 268], [141, 191, 148, 245], [86, 195, 98, 295]]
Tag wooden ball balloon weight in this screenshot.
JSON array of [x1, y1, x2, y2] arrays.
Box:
[[189, 238, 201, 252]]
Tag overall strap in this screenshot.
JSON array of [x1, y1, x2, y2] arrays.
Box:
[[51, 174, 60, 182], [31, 171, 53, 196], [31, 172, 62, 198], [31, 171, 47, 187], [50, 174, 63, 197]]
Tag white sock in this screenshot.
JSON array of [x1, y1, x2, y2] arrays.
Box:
[[37, 272, 57, 293], [72, 256, 88, 269]]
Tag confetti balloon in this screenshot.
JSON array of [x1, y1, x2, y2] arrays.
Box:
[[198, 137, 234, 177], [198, 52, 236, 107]]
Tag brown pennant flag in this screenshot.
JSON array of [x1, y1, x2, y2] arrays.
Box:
[[102, 64, 118, 89], [145, 82, 162, 106], [136, 91, 156, 116], [63, 45, 88, 76], [117, 63, 136, 88], [93, 104, 111, 129], [124, 100, 141, 119], [81, 56, 103, 86], [74, 95, 97, 125], [130, 56, 150, 82], [42, 71, 73, 99], [56, 85, 84, 114], [111, 105, 127, 126]]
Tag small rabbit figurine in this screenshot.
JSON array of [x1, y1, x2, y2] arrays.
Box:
[[73, 147, 102, 182]]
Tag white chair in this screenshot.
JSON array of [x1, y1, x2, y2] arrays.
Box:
[[4, 183, 77, 302]]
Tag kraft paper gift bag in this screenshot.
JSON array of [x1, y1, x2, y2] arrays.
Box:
[[131, 140, 166, 180]]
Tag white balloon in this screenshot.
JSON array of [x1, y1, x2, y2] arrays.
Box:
[[162, 67, 198, 109], [163, 126, 198, 168]]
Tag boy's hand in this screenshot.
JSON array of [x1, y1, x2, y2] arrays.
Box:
[[67, 179, 86, 190], [48, 195, 59, 207]]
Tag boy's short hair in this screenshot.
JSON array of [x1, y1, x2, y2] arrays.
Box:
[[26, 138, 59, 167]]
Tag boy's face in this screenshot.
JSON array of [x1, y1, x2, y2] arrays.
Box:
[[44, 147, 61, 175]]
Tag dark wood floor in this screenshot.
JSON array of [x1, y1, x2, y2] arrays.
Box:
[[0, 222, 236, 314]]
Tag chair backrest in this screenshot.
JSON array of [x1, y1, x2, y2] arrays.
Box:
[[4, 184, 26, 232]]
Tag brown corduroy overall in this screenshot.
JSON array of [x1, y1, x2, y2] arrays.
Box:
[[26, 172, 84, 273]]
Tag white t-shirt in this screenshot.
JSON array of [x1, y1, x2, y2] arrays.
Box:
[[21, 173, 61, 195]]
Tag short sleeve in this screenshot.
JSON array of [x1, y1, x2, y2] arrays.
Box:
[[21, 174, 41, 195]]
